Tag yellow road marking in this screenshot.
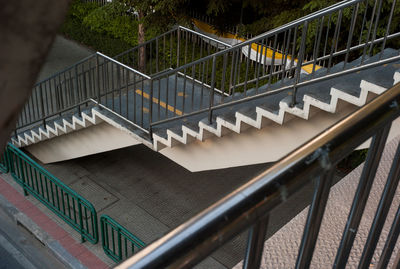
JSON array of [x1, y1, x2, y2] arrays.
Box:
[[135, 89, 183, 116], [192, 18, 322, 74], [178, 92, 188, 97]]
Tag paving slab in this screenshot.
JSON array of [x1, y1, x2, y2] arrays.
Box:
[[233, 135, 400, 269]]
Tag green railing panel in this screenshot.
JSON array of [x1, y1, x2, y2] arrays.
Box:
[[6, 143, 99, 244], [0, 149, 9, 173], [100, 215, 145, 263]]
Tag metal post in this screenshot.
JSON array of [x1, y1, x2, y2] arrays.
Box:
[[39, 84, 46, 129], [379, 0, 396, 60], [177, 29, 181, 67], [96, 54, 101, 106], [376, 204, 400, 269], [242, 215, 269, 269], [208, 56, 217, 124], [333, 124, 391, 268], [296, 166, 334, 269], [149, 79, 154, 138], [292, 21, 308, 107], [359, 141, 400, 268], [74, 65, 80, 111], [343, 3, 359, 69]]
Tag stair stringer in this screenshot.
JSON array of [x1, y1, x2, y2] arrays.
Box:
[[153, 73, 398, 152], [11, 111, 104, 148], [11, 105, 152, 150]]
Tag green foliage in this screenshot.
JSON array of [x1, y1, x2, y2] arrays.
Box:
[[60, 1, 133, 56], [60, 16, 132, 56], [83, 2, 139, 46], [67, 0, 100, 19]]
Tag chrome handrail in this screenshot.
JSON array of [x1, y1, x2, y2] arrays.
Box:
[[116, 78, 400, 269]]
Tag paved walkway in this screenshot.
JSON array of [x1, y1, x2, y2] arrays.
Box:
[[0, 173, 108, 268], [37, 36, 93, 82], [6, 33, 399, 269], [234, 135, 400, 269]]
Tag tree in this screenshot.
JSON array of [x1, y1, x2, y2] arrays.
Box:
[[119, 0, 188, 72]]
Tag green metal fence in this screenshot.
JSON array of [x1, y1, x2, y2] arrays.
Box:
[[0, 149, 8, 173], [6, 143, 99, 244], [100, 215, 145, 263]]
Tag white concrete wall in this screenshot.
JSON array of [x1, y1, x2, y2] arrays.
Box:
[[160, 103, 400, 172], [26, 122, 140, 163]]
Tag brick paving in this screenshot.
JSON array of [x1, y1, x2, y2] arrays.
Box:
[[0, 174, 110, 269]]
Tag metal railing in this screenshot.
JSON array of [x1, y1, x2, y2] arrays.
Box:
[[15, 26, 230, 138], [5, 143, 99, 244], [0, 150, 8, 173], [15, 0, 400, 142], [114, 26, 231, 75], [116, 78, 400, 268], [147, 0, 400, 127], [101, 215, 145, 263], [15, 51, 153, 135], [1, 144, 147, 262]]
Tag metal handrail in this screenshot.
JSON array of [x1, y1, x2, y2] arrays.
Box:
[[150, 54, 400, 127], [15, 0, 400, 143], [100, 215, 145, 263], [6, 143, 99, 244], [146, 0, 400, 131], [117, 79, 400, 269], [151, 0, 363, 81]]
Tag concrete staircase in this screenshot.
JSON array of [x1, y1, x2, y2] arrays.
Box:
[[152, 50, 400, 151], [10, 0, 400, 171], [11, 49, 400, 169]]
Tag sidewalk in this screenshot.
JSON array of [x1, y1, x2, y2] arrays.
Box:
[[233, 135, 400, 268], [0, 172, 110, 268]]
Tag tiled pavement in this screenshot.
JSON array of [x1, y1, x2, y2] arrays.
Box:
[[233, 135, 400, 269]]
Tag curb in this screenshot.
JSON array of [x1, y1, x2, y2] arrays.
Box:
[[0, 193, 87, 269]]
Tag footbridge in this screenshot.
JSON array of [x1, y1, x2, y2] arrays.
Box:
[[12, 0, 400, 171]]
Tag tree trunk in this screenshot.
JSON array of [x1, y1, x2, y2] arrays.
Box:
[[0, 0, 71, 155], [138, 10, 146, 73]]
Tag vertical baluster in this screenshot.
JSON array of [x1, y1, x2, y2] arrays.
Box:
[[221, 53, 228, 101], [343, 4, 360, 69], [242, 215, 269, 269], [334, 125, 390, 268], [361, 0, 379, 64], [368, 0, 383, 56], [379, 0, 396, 60], [243, 42, 251, 95], [268, 35, 278, 88], [327, 10, 342, 72], [359, 141, 400, 268], [376, 204, 400, 269], [208, 56, 217, 123], [296, 167, 334, 269]]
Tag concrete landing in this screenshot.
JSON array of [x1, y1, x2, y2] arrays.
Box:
[[234, 135, 400, 269]]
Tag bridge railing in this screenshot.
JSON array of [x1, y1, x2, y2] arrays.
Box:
[[101, 215, 145, 263], [148, 0, 400, 128], [14, 0, 400, 141], [5, 143, 99, 244], [116, 76, 400, 269], [15, 51, 152, 137], [114, 26, 231, 76]]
